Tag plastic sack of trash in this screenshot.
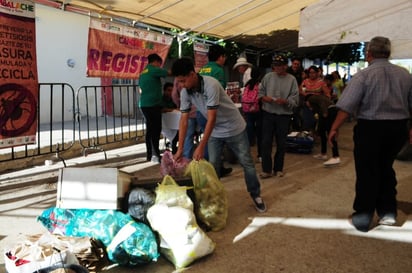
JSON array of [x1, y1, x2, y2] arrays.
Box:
[[128, 187, 155, 224], [147, 175, 215, 269], [185, 159, 228, 231], [4, 232, 80, 273], [160, 149, 191, 177], [155, 175, 193, 210], [37, 207, 159, 266]]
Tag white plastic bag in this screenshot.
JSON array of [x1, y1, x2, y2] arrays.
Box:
[[4, 233, 78, 273], [147, 175, 215, 269]]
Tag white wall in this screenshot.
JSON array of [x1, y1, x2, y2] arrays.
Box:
[[35, 5, 101, 123]]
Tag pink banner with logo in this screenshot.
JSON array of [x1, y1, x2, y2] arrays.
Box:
[[87, 19, 173, 79], [0, 0, 38, 148]]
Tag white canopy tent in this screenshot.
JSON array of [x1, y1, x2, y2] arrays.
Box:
[[35, 0, 412, 58], [298, 0, 412, 59]]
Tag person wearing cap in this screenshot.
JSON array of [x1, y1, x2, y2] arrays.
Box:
[[233, 56, 253, 87], [258, 54, 299, 179]]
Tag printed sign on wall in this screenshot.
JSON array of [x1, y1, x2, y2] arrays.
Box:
[[0, 0, 38, 148]]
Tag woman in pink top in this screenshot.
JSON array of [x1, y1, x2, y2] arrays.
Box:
[[300, 65, 331, 132], [300, 65, 331, 98]]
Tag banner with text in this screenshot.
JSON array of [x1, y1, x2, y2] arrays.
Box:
[[0, 1, 38, 148], [193, 42, 209, 72], [87, 19, 173, 79]]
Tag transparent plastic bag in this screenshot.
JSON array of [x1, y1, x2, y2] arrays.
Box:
[[147, 175, 215, 269], [155, 175, 193, 211], [37, 208, 159, 265], [160, 150, 191, 177], [185, 160, 228, 231], [128, 187, 155, 223]]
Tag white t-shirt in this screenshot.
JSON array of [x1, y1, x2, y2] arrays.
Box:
[[242, 67, 252, 87]]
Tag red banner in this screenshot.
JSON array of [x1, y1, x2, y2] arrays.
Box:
[[0, 1, 38, 148], [87, 19, 173, 79], [193, 42, 209, 72]]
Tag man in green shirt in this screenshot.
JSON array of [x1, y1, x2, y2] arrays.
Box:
[[199, 45, 227, 88], [139, 53, 169, 163]]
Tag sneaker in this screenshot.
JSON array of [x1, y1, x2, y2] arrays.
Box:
[[252, 196, 267, 213], [220, 167, 233, 177], [324, 157, 341, 166], [151, 155, 160, 164], [378, 215, 396, 226], [275, 171, 284, 177], [313, 154, 328, 160], [259, 172, 272, 179]]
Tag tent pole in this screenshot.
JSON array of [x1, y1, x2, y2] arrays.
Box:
[[178, 37, 183, 58]]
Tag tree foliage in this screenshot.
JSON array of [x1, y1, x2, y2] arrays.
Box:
[[324, 43, 363, 65], [167, 29, 363, 66]]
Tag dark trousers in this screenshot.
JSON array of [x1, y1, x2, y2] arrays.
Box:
[[141, 106, 162, 160], [302, 104, 316, 131], [261, 111, 291, 173], [317, 107, 339, 157], [353, 119, 408, 217], [244, 111, 263, 157]]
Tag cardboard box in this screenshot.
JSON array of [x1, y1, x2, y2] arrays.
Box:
[[56, 167, 132, 209]]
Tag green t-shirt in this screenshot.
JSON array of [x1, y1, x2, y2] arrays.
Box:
[[139, 64, 168, 107], [198, 61, 226, 88]]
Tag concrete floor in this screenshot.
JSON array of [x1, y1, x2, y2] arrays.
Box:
[[1, 121, 412, 273]]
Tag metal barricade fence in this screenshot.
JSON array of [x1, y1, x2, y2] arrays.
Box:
[[0, 83, 146, 167], [0, 83, 76, 163], [75, 84, 145, 157]]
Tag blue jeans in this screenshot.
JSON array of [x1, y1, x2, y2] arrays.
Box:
[[261, 111, 291, 173], [208, 129, 261, 198], [182, 117, 197, 159], [196, 111, 209, 160]]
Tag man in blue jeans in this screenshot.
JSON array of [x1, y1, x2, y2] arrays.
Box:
[[171, 57, 266, 213]]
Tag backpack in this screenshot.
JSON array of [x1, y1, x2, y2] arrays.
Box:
[[241, 84, 259, 113]]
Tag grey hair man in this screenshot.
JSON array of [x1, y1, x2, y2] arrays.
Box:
[[328, 36, 412, 232]]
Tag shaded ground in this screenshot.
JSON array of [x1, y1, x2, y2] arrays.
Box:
[[1, 121, 412, 273]]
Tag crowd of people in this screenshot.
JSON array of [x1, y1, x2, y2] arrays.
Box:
[[138, 37, 412, 231]]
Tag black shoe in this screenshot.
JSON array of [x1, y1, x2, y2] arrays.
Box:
[[220, 167, 233, 177], [350, 212, 373, 232], [252, 196, 267, 213]]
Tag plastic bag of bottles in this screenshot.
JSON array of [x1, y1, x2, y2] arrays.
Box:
[[37, 207, 159, 266], [147, 175, 215, 269], [185, 159, 228, 231]]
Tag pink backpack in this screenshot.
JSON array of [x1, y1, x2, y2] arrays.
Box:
[[241, 84, 260, 113]]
